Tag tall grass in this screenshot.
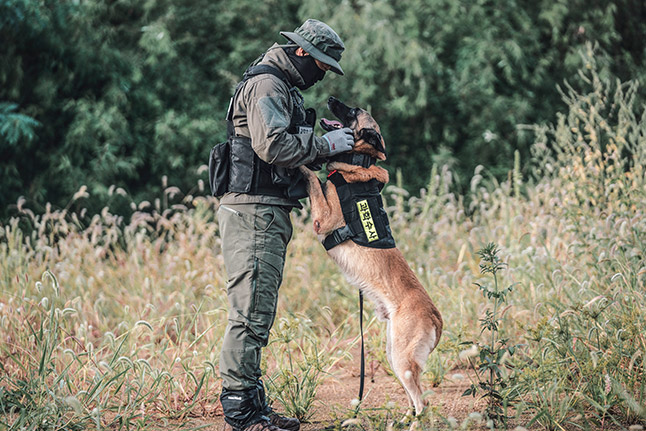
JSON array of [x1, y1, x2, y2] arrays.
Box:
[[1, 191, 226, 429], [1, 50, 645, 429], [509, 46, 646, 430]]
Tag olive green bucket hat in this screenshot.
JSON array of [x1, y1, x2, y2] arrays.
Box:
[[281, 19, 345, 75]]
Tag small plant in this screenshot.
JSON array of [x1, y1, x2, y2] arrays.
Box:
[[265, 316, 327, 423], [425, 344, 449, 388], [462, 242, 520, 427]]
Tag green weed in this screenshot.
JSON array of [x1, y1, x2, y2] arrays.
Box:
[[461, 243, 520, 427], [265, 315, 329, 422]]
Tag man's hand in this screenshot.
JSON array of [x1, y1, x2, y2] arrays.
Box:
[[322, 127, 354, 156]]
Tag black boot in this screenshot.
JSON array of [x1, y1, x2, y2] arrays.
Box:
[[266, 411, 300, 431], [257, 379, 300, 431], [221, 387, 268, 431], [222, 418, 290, 431]]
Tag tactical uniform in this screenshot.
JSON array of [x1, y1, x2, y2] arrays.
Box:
[[216, 20, 348, 431]]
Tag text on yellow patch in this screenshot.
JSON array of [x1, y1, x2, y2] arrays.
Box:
[[356, 199, 379, 242]]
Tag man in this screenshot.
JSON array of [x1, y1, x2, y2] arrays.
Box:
[[217, 19, 353, 431]]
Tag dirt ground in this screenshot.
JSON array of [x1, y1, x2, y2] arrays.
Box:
[[185, 363, 484, 431]]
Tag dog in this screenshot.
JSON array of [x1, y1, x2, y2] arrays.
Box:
[[299, 97, 443, 415]]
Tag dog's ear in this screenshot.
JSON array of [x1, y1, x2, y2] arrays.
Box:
[[359, 128, 386, 155]]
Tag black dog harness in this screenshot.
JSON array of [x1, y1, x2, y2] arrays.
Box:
[[322, 170, 396, 250]]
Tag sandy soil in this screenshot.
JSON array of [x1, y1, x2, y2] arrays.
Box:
[[184, 363, 485, 431]]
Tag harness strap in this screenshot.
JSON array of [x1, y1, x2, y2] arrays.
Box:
[[226, 65, 290, 138], [322, 219, 363, 250], [329, 152, 376, 168]]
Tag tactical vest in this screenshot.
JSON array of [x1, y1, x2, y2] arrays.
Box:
[[322, 171, 396, 250], [225, 65, 314, 200]]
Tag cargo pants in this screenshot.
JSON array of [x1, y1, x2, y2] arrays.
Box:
[[217, 202, 292, 428]]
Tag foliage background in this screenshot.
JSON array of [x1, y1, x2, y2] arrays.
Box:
[[1, 1, 646, 429], [1, 59, 645, 429], [1, 0, 645, 216]]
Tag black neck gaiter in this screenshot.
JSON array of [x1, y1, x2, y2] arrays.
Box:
[[284, 46, 325, 90]]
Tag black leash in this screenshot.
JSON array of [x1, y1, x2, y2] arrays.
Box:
[[358, 290, 365, 402], [327, 310, 365, 430]]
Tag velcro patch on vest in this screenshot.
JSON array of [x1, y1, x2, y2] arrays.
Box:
[[356, 199, 379, 242]]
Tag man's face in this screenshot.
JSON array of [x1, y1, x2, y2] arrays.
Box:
[[295, 47, 331, 74], [291, 46, 327, 89]]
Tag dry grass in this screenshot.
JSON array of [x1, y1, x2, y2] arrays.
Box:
[[1, 58, 645, 430]]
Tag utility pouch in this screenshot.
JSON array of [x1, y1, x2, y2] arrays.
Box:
[[286, 174, 308, 199], [270, 167, 292, 187], [270, 166, 307, 199], [228, 136, 255, 193], [208, 140, 230, 197], [272, 105, 314, 199], [292, 108, 317, 135]]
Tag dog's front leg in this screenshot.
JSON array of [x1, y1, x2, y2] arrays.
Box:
[[299, 166, 344, 235]]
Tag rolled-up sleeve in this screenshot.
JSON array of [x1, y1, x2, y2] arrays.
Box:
[[244, 77, 328, 168]]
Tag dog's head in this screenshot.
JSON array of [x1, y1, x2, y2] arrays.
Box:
[[320, 96, 387, 161]]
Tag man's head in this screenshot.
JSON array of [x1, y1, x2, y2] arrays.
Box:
[[281, 19, 345, 76]]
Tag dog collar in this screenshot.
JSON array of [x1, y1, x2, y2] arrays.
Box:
[[328, 152, 376, 169]]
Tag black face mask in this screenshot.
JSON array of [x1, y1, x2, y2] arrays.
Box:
[[284, 46, 326, 90]]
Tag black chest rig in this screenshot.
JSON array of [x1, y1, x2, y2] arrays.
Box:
[[224, 65, 314, 201], [323, 170, 396, 250]]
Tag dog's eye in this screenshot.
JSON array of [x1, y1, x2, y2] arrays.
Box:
[[349, 108, 357, 117]]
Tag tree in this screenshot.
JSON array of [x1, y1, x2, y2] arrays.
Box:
[[1, 0, 644, 217]]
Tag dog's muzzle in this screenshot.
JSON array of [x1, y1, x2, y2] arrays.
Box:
[[320, 117, 344, 132]]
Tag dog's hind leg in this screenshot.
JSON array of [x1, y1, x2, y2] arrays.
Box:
[[390, 318, 435, 416], [386, 319, 394, 373], [387, 319, 416, 418]]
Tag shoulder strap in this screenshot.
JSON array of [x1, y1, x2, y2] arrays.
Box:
[[243, 64, 290, 86], [226, 65, 291, 137]]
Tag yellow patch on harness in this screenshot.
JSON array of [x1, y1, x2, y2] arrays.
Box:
[[356, 199, 379, 242]]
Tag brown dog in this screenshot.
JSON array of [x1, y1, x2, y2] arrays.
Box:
[[299, 97, 443, 415]]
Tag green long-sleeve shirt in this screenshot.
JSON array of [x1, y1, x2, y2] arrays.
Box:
[[220, 43, 329, 207]]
